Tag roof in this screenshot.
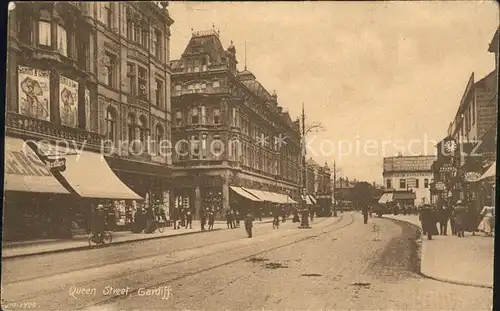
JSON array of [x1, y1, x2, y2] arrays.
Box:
[[237, 69, 256, 81], [307, 157, 320, 167], [240, 79, 274, 102], [180, 30, 226, 64]]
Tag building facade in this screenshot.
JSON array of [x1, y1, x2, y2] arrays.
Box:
[[4, 2, 174, 241], [383, 155, 436, 206], [431, 27, 498, 207], [169, 30, 302, 217], [92, 1, 174, 213]]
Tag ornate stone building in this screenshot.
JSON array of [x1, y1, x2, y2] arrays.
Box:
[[170, 30, 301, 216]]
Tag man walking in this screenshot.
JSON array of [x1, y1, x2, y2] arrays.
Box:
[[226, 209, 234, 229], [244, 213, 254, 238], [200, 209, 207, 231], [362, 204, 369, 224], [185, 210, 193, 229]]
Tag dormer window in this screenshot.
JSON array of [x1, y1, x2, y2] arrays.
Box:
[[38, 20, 51, 47]]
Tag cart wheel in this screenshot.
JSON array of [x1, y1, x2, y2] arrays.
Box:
[[103, 231, 112, 244]]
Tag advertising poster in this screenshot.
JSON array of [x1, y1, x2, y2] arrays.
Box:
[[59, 75, 79, 127], [85, 87, 91, 130], [18, 66, 51, 121]]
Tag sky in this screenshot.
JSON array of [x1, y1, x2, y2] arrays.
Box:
[[167, 1, 499, 183]]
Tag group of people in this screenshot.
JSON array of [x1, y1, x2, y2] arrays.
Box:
[[419, 200, 495, 240]]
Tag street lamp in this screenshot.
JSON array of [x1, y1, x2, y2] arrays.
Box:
[[299, 104, 324, 229]]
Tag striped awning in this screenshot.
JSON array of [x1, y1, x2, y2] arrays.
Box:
[[378, 193, 393, 204], [230, 186, 262, 202], [477, 161, 496, 182], [301, 195, 314, 205]]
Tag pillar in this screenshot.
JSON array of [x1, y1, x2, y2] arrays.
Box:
[[222, 180, 229, 211], [194, 186, 201, 219]]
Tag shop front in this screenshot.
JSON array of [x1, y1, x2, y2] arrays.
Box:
[[3, 136, 73, 241]]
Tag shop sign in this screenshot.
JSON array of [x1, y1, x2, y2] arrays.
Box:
[[464, 172, 481, 182], [18, 66, 51, 121], [45, 158, 66, 171], [59, 76, 79, 127], [435, 182, 446, 191], [440, 164, 457, 173]]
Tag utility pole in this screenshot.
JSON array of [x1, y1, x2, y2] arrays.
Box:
[[299, 103, 311, 228], [333, 161, 337, 217]]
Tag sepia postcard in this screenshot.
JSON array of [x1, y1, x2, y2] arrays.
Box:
[[1, 1, 497, 311]]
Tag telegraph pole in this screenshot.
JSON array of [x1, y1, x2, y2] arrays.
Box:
[[299, 103, 311, 228], [333, 161, 337, 217]]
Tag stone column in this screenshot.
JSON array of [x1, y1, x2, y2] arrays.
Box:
[[194, 186, 201, 220], [222, 179, 229, 211]]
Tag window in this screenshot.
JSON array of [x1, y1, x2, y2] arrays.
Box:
[[127, 114, 135, 143], [213, 81, 220, 88], [139, 116, 148, 151], [141, 27, 149, 49], [153, 29, 161, 59], [213, 135, 222, 157], [155, 79, 164, 107], [57, 25, 68, 56], [127, 19, 133, 40], [201, 106, 206, 124], [156, 124, 164, 155], [194, 59, 200, 73], [106, 107, 116, 143], [39, 21, 51, 46], [104, 3, 112, 28], [214, 108, 221, 125], [191, 135, 200, 159], [424, 178, 429, 188], [175, 110, 182, 126], [127, 63, 136, 95], [134, 25, 141, 43], [19, 15, 32, 45], [472, 100, 476, 125], [201, 58, 207, 71], [77, 39, 90, 71], [175, 85, 182, 91], [201, 133, 208, 158], [191, 107, 199, 124], [415, 179, 420, 188], [138, 66, 148, 99], [399, 179, 406, 189], [104, 53, 116, 87], [232, 107, 237, 126]]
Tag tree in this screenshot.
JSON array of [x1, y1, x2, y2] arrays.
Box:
[[349, 181, 375, 207]]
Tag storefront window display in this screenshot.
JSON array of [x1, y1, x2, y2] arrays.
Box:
[[202, 188, 222, 214]]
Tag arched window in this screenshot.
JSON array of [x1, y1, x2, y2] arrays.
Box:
[[106, 107, 116, 143], [139, 115, 148, 149], [156, 123, 164, 155], [127, 113, 136, 143]]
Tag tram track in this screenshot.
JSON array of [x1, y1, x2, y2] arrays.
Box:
[[2, 213, 355, 310], [79, 212, 356, 310]]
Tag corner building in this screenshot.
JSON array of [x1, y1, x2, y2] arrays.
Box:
[[170, 30, 302, 217]]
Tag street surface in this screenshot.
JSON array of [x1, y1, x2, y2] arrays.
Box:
[[1, 212, 493, 311]]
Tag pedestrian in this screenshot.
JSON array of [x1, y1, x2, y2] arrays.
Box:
[[180, 208, 186, 228], [362, 205, 369, 224], [244, 213, 254, 238], [446, 203, 456, 235], [478, 205, 495, 236], [369, 205, 372, 218], [466, 203, 480, 236], [200, 209, 207, 231], [226, 210, 233, 229], [419, 204, 438, 240], [185, 210, 193, 229], [272, 210, 280, 229], [453, 201, 468, 238], [91, 204, 106, 243], [292, 211, 300, 223], [208, 209, 215, 230], [437, 204, 449, 236], [235, 210, 241, 228]]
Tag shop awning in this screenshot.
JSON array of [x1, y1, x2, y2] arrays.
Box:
[[378, 193, 393, 204], [241, 188, 279, 203], [35, 142, 142, 200], [477, 161, 496, 182], [4, 137, 70, 194], [230, 186, 262, 202], [276, 193, 298, 204], [393, 191, 416, 200]]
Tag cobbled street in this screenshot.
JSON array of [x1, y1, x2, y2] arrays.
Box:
[[2, 213, 492, 311]]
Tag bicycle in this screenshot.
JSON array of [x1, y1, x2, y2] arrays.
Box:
[[151, 218, 165, 233], [88, 231, 112, 247]]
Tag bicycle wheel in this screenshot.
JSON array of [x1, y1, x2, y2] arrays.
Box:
[[157, 222, 164, 233], [103, 231, 112, 244]]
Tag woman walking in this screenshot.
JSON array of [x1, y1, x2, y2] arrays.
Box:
[[478, 205, 495, 236], [419, 205, 439, 240]]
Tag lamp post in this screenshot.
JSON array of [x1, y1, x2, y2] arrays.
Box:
[[299, 103, 324, 229]]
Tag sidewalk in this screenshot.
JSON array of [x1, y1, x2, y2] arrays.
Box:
[[384, 214, 494, 288], [2, 218, 274, 259]]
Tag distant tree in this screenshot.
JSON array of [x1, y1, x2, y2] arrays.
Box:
[[349, 181, 375, 207]]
